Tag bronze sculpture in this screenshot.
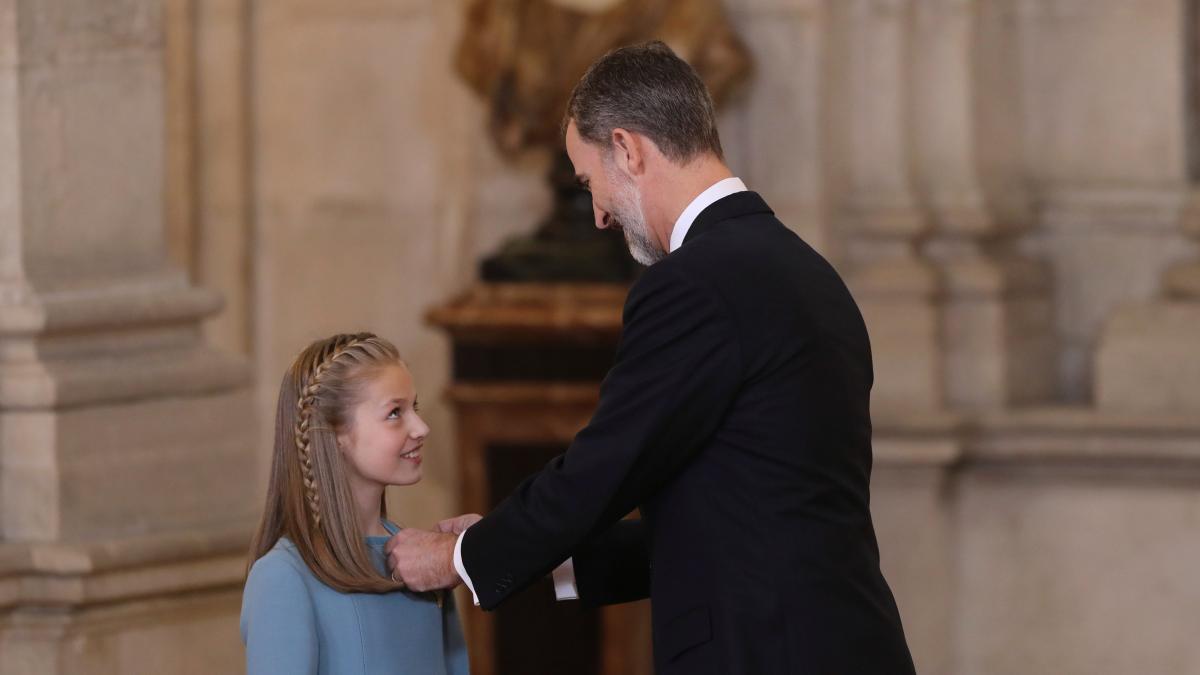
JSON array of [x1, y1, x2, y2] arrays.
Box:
[[456, 0, 751, 281]]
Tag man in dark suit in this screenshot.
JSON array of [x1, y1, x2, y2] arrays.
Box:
[[389, 41, 916, 674]]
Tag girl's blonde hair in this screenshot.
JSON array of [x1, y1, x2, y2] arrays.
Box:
[[248, 332, 405, 593]]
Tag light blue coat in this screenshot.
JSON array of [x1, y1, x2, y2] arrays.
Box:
[[240, 522, 470, 675]]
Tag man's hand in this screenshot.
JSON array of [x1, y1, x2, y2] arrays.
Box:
[[385, 528, 459, 592], [435, 513, 483, 536]]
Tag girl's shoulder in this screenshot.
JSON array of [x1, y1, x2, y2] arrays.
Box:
[[245, 539, 312, 593], [240, 540, 318, 645]]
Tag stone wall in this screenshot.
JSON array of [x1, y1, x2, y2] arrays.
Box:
[[0, 0, 257, 672], [2, 0, 1197, 673]]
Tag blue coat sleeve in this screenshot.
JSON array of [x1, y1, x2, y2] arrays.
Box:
[[240, 553, 319, 675], [442, 591, 471, 675]]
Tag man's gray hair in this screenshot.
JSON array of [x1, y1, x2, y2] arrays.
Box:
[[564, 41, 724, 163]]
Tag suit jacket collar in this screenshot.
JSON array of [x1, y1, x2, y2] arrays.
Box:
[[681, 191, 774, 247]]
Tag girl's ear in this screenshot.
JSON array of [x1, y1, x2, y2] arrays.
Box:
[[336, 430, 352, 454]]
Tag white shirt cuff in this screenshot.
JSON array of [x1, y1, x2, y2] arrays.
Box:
[[453, 531, 481, 606], [551, 557, 579, 601]]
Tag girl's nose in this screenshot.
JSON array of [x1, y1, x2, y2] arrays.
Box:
[[410, 414, 430, 441]]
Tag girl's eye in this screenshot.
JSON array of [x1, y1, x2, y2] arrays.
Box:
[[387, 407, 402, 419], [412, 400, 420, 413]]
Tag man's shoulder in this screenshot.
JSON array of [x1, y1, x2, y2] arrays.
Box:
[[625, 254, 711, 308], [671, 215, 792, 277], [623, 210, 804, 315]]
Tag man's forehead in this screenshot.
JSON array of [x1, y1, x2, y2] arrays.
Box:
[[566, 123, 603, 166], [564, 122, 589, 177], [564, 119, 582, 153]]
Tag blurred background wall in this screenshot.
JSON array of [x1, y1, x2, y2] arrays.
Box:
[[1, 0, 1198, 673]]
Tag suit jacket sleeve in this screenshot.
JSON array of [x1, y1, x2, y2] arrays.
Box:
[[573, 519, 651, 607], [461, 263, 742, 610]]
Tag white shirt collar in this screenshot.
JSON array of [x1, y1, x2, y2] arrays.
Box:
[[668, 177, 748, 252]]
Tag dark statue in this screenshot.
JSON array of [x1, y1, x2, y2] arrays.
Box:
[[456, 0, 751, 282]]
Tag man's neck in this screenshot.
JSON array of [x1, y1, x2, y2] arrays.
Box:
[[656, 157, 735, 249]]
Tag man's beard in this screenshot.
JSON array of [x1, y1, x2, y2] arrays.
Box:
[[605, 164, 665, 266]]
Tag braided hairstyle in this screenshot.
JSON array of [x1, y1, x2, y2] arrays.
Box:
[[248, 332, 408, 594], [292, 334, 376, 528]]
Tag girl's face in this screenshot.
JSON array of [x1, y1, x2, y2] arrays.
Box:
[[338, 362, 429, 489]]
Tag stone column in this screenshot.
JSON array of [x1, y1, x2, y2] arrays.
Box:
[[193, 0, 253, 356], [0, 1, 256, 672], [1093, 0, 1199, 413], [911, 0, 1055, 409], [1164, 208, 1200, 299], [839, 0, 944, 413], [1095, 194, 1200, 412]]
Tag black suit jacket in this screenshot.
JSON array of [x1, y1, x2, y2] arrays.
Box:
[[462, 192, 916, 674]]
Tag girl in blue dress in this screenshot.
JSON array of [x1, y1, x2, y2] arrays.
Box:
[[240, 333, 470, 674]]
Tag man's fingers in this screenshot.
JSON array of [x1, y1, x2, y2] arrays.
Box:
[[435, 513, 483, 535], [385, 528, 417, 554], [384, 529, 459, 591], [435, 519, 470, 534]]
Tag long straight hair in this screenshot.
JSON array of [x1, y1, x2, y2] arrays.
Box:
[[247, 332, 405, 593]]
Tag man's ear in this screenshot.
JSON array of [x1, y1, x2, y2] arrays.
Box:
[[610, 128, 645, 177]]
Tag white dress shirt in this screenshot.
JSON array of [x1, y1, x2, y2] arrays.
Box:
[[667, 176, 747, 253], [453, 177, 749, 606]]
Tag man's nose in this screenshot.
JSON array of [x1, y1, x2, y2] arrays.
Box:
[[593, 202, 609, 230]]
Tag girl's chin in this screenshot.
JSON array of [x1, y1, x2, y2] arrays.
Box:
[[388, 470, 422, 486]]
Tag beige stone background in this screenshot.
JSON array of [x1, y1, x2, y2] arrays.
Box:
[[1, 0, 1199, 673]]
